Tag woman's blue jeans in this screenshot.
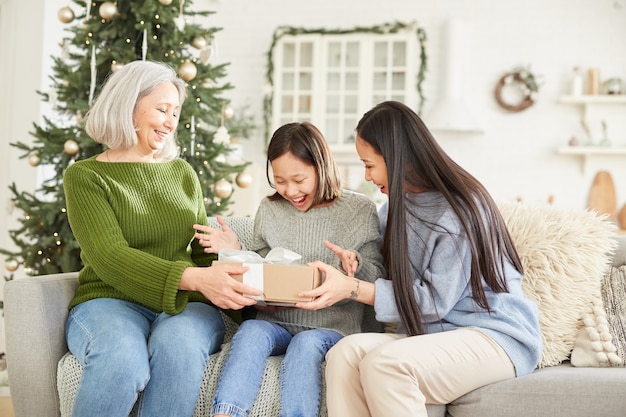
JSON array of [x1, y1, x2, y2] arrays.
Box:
[[211, 319, 342, 417], [66, 298, 225, 417]]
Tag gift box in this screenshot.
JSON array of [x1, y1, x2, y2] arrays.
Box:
[[213, 248, 321, 306]]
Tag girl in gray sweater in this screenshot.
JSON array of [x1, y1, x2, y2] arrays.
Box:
[[195, 122, 384, 417]]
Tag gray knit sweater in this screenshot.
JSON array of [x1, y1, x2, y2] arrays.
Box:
[[250, 190, 385, 336]]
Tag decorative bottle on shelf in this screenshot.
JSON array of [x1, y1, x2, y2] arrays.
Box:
[[587, 68, 600, 95], [571, 67, 583, 96]]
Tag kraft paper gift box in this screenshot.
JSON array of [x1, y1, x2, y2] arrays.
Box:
[[213, 248, 322, 306]]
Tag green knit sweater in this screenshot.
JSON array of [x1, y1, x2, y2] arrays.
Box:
[[63, 156, 213, 315]]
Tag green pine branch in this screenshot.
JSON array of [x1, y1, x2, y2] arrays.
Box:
[[2, 0, 255, 278]]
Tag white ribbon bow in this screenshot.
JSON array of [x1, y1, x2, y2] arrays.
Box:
[[218, 247, 302, 264]]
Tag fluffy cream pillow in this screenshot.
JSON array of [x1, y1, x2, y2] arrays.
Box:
[[497, 201, 618, 368], [571, 265, 626, 367]]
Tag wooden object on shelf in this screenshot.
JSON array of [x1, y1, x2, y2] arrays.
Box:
[[588, 170, 617, 220]]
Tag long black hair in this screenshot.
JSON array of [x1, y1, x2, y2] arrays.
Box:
[[356, 101, 522, 336]]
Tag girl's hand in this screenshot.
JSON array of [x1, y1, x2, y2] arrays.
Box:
[[324, 240, 358, 277], [194, 215, 241, 254], [295, 261, 358, 310]]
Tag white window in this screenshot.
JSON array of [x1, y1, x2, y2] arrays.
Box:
[[270, 29, 421, 164]]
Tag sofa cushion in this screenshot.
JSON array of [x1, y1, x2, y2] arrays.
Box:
[[571, 265, 626, 366], [450, 362, 626, 417], [497, 201, 617, 367]]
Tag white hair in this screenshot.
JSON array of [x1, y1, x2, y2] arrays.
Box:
[[84, 60, 186, 161]]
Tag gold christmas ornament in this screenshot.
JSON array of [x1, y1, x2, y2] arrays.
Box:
[[236, 172, 253, 188], [191, 36, 207, 49], [64, 139, 80, 155], [159, 0, 173, 5], [213, 179, 233, 199], [4, 259, 19, 272], [178, 61, 197, 81], [223, 105, 235, 119], [28, 153, 41, 167], [58, 6, 75, 24], [99, 1, 118, 21]]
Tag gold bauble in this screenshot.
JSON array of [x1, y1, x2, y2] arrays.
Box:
[[191, 36, 207, 49], [28, 153, 41, 167], [223, 105, 235, 119], [159, 0, 173, 5], [4, 259, 19, 272], [235, 172, 253, 188], [178, 61, 197, 81], [58, 6, 75, 24], [99, 1, 118, 21], [213, 179, 233, 199], [64, 139, 80, 155]]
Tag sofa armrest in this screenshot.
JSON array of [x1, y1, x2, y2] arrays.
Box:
[[4, 272, 79, 417]]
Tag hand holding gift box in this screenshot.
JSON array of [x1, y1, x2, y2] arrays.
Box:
[[214, 248, 321, 306]]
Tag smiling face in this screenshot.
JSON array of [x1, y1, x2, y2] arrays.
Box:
[[132, 82, 181, 156], [356, 135, 389, 195], [271, 151, 319, 211]]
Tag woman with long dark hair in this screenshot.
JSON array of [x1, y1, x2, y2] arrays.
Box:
[[298, 101, 542, 417]]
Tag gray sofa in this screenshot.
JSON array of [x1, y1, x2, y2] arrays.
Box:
[[4, 216, 626, 417]]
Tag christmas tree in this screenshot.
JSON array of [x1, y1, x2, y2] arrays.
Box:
[[1, 0, 254, 279]]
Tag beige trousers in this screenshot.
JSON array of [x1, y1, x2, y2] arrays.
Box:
[[325, 328, 515, 417]]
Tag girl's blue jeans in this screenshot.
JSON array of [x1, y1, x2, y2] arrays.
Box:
[[211, 319, 342, 417], [65, 298, 225, 417]]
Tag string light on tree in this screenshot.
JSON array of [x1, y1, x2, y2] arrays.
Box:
[[111, 61, 124, 72]]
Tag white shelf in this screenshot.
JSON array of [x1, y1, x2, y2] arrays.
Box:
[[559, 95, 626, 105], [557, 146, 626, 173], [557, 146, 626, 155]]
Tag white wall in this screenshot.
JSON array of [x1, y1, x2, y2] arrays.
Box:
[[0, 0, 58, 362], [200, 0, 626, 214]]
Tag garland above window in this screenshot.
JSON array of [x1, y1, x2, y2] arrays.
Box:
[[262, 21, 428, 143]]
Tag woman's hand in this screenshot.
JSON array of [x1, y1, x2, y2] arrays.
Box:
[[295, 261, 361, 310], [180, 263, 260, 310], [194, 215, 241, 254], [325, 240, 358, 277]]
